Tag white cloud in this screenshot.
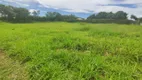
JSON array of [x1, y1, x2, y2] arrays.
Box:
[[29, 9, 37, 13], [15, 2, 29, 7], [4, 0, 35, 3], [36, 0, 142, 17]]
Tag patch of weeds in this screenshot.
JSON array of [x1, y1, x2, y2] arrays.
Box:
[[50, 36, 94, 51], [89, 30, 123, 37], [76, 26, 91, 31], [29, 52, 105, 80]]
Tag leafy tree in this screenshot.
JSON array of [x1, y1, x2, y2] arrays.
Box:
[[131, 15, 138, 21], [140, 18, 142, 22], [106, 12, 114, 19], [0, 4, 6, 17], [114, 11, 127, 19], [14, 7, 30, 22], [87, 14, 96, 20], [0, 5, 16, 21], [87, 12, 115, 20], [62, 14, 77, 22], [95, 12, 108, 19], [5, 6, 16, 20], [32, 10, 40, 17], [46, 12, 62, 21], [0, 4, 30, 22], [130, 15, 142, 25]]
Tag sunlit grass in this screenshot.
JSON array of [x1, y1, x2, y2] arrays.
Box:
[[0, 22, 142, 80]]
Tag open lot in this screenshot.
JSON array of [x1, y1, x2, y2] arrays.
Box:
[[0, 22, 142, 80]]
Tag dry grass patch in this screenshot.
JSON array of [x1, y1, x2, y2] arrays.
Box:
[[0, 51, 28, 80]]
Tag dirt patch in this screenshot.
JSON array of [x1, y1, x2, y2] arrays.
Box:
[[0, 51, 28, 80]]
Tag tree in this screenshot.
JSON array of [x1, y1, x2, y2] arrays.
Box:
[[14, 7, 30, 22], [106, 12, 114, 19], [87, 12, 115, 20], [62, 14, 77, 22], [131, 15, 138, 21], [87, 14, 96, 20], [95, 12, 108, 19], [0, 5, 16, 21], [140, 18, 142, 22], [114, 11, 127, 19], [46, 12, 62, 21], [0, 4, 6, 17], [32, 10, 40, 17], [87, 11, 128, 20]]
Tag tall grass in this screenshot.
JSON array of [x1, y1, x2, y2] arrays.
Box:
[[0, 22, 142, 80]]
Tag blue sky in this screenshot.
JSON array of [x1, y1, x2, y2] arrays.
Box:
[[0, 0, 142, 18]]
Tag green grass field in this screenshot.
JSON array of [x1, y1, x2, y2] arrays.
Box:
[[0, 22, 142, 80]]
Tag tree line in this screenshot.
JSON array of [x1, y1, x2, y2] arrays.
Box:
[[87, 11, 127, 20], [0, 4, 77, 23], [0, 4, 142, 24], [87, 11, 142, 24]]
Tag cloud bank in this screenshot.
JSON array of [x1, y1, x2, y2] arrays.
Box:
[[36, 0, 142, 17]]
